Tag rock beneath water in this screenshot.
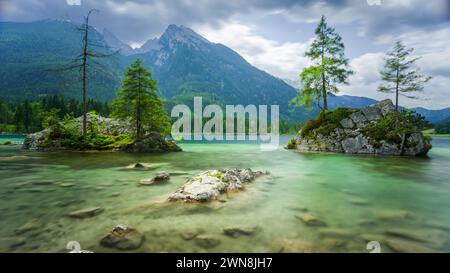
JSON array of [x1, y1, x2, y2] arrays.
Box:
[[68, 207, 104, 219], [291, 99, 431, 156], [139, 172, 170, 186], [60, 183, 75, 188], [296, 213, 327, 227], [168, 168, 268, 202], [286, 204, 308, 212], [126, 162, 153, 169], [349, 198, 368, 206], [223, 226, 259, 237], [319, 228, 354, 239], [180, 230, 202, 241], [271, 239, 323, 253], [0, 237, 27, 249], [384, 228, 431, 243], [15, 219, 43, 235], [384, 238, 437, 253], [195, 234, 220, 249], [376, 209, 415, 221], [100, 224, 144, 250]]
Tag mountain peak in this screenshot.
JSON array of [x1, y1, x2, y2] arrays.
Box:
[[160, 24, 210, 46]]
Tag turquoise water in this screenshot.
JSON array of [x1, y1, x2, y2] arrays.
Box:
[[0, 135, 26, 145], [0, 136, 449, 253]]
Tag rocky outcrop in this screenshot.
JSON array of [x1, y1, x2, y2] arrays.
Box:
[[168, 168, 268, 202], [22, 113, 181, 152], [290, 99, 432, 156], [139, 171, 170, 185], [100, 224, 144, 250]]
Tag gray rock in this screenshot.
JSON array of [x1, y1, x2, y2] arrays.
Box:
[[296, 213, 327, 227], [341, 135, 368, 154], [349, 111, 368, 128], [376, 99, 396, 116], [340, 118, 355, 129], [15, 219, 43, 235], [361, 106, 382, 121], [292, 99, 431, 156], [139, 171, 170, 185], [195, 234, 220, 248], [223, 226, 259, 237], [168, 169, 267, 202], [68, 207, 104, 219], [100, 224, 144, 250], [384, 238, 437, 253]]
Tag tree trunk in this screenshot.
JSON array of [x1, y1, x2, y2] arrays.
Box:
[[81, 16, 89, 138], [321, 29, 327, 111], [395, 63, 399, 111], [136, 71, 142, 140]]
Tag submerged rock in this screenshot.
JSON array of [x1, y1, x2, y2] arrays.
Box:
[[271, 239, 323, 253], [15, 218, 43, 235], [376, 209, 415, 221], [168, 168, 268, 202], [68, 207, 104, 219], [139, 172, 170, 186], [290, 99, 431, 156], [223, 226, 259, 237], [384, 238, 437, 253], [100, 224, 144, 250], [296, 213, 327, 227], [195, 234, 220, 248]]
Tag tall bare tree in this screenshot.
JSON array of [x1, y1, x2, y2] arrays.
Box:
[[56, 9, 118, 137]]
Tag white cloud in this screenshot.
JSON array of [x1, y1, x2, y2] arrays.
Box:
[[196, 22, 313, 80], [66, 0, 81, 6], [342, 26, 450, 109]]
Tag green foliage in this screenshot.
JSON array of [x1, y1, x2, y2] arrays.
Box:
[[295, 16, 353, 110], [300, 108, 353, 138], [361, 111, 421, 145], [112, 59, 170, 139], [378, 41, 432, 110], [435, 117, 450, 134], [0, 96, 111, 134], [3, 140, 12, 145], [286, 138, 297, 149]]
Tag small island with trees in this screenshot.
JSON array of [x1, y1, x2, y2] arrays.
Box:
[[23, 59, 180, 153], [287, 16, 433, 156]]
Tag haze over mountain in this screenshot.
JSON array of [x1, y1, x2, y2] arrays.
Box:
[[1, 20, 449, 122]]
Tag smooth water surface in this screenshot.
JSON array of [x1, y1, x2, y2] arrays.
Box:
[[0, 136, 449, 252]]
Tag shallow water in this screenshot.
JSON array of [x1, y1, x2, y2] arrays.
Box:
[[0, 136, 449, 253]]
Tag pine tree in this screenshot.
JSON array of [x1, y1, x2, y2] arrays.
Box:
[[112, 59, 170, 140], [378, 41, 432, 111], [296, 16, 352, 111]]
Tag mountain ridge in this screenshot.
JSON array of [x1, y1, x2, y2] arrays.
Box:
[[1, 20, 449, 123]]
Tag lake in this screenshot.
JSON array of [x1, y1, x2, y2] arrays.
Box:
[[0, 136, 449, 252]]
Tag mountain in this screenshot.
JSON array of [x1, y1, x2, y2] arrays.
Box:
[[411, 107, 450, 123], [0, 20, 123, 102], [102, 28, 134, 56], [1, 20, 449, 123]]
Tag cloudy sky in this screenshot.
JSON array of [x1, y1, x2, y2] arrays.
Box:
[[1, 0, 450, 109]]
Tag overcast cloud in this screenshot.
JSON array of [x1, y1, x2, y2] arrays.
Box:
[[1, 0, 449, 109]]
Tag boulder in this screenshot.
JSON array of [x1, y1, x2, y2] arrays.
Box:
[[100, 224, 144, 250], [223, 226, 259, 237], [195, 234, 220, 248], [168, 168, 268, 202], [68, 207, 104, 219], [291, 99, 432, 156], [296, 213, 327, 227], [139, 171, 170, 185]]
